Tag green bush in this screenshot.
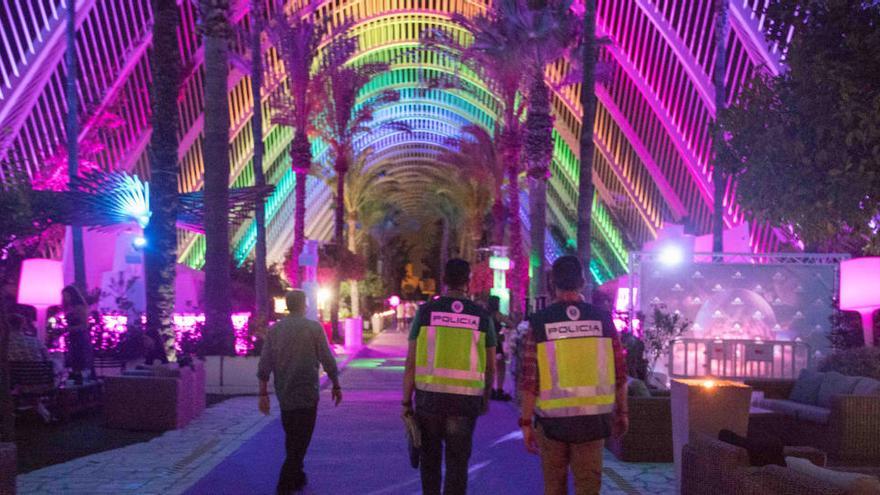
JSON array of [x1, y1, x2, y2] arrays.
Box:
[[818, 347, 880, 380]]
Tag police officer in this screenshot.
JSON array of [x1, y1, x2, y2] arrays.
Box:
[[518, 256, 628, 495], [402, 258, 496, 495]]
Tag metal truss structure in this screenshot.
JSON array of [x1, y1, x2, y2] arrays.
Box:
[[0, 0, 792, 284]]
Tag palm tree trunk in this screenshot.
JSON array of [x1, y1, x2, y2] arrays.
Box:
[[712, 0, 729, 257], [250, 0, 268, 327], [66, 1, 86, 291], [201, 0, 233, 354], [144, 0, 181, 362], [331, 154, 348, 342], [440, 217, 450, 281], [525, 70, 553, 303], [576, 0, 598, 300], [347, 216, 360, 318], [290, 132, 311, 288], [491, 198, 505, 246], [0, 298, 14, 442], [506, 153, 524, 314]]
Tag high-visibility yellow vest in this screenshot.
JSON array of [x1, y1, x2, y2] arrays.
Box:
[[533, 302, 616, 418], [415, 309, 486, 397]]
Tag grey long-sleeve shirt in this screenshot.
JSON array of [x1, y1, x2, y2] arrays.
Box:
[[257, 315, 339, 410]]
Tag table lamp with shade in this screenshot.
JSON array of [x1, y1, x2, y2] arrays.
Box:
[[17, 258, 64, 343], [840, 257, 880, 347]]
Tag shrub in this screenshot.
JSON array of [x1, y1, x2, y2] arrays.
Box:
[[818, 347, 880, 380]]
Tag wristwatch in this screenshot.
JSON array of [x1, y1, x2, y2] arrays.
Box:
[[518, 417, 532, 428]]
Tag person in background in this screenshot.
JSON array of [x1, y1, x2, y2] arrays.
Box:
[[518, 256, 628, 495], [62, 285, 92, 384], [487, 295, 514, 401], [6, 313, 54, 422], [402, 259, 496, 495], [258, 290, 342, 495]]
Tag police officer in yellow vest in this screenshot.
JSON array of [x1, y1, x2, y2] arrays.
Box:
[[518, 256, 628, 495], [403, 259, 496, 495]]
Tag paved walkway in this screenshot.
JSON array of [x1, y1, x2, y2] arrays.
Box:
[[18, 331, 675, 494], [183, 331, 675, 494]]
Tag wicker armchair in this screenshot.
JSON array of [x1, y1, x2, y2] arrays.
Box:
[[682, 434, 845, 495], [747, 379, 880, 463]]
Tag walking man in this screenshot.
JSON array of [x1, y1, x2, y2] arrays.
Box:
[[402, 259, 496, 495], [518, 256, 628, 495], [258, 290, 342, 495]]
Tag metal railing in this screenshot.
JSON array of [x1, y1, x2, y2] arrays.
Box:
[[667, 338, 812, 380]]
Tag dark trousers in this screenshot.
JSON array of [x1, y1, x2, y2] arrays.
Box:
[[277, 407, 317, 493], [416, 412, 477, 495]]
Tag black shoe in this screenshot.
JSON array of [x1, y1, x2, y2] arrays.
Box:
[[496, 390, 512, 401]]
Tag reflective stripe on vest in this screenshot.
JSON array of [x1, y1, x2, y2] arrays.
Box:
[[536, 337, 615, 418], [415, 325, 485, 397]]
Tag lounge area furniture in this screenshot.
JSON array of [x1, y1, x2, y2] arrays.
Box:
[[9, 361, 56, 408], [681, 434, 879, 495], [746, 370, 880, 463], [104, 361, 205, 432], [606, 389, 673, 462]]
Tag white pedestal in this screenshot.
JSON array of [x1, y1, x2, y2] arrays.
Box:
[[344, 317, 363, 351], [671, 379, 752, 493]]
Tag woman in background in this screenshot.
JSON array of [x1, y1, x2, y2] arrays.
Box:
[[62, 285, 92, 384]]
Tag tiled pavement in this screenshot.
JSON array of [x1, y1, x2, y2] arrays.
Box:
[[17, 331, 676, 494]]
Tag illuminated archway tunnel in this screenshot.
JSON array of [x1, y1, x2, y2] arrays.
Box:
[[0, 0, 786, 286]]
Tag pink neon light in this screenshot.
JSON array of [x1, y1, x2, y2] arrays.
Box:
[[49, 312, 255, 355]]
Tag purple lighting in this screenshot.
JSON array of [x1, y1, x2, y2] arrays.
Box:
[[49, 312, 255, 356]]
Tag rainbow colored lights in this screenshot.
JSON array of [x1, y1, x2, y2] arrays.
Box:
[[0, 0, 786, 288]]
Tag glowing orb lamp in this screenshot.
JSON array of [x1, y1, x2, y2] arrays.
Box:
[[17, 259, 64, 342], [388, 295, 401, 308], [840, 257, 880, 347]]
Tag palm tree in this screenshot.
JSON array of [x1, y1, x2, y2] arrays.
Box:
[[440, 124, 505, 245], [424, 7, 529, 311], [266, 10, 353, 289], [515, 0, 579, 301], [323, 150, 399, 318], [200, 0, 233, 354], [144, 0, 182, 362], [248, 0, 269, 330], [312, 56, 405, 340], [576, 0, 598, 300], [66, 1, 86, 291]]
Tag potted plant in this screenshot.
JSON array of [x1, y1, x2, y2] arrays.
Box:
[[643, 305, 690, 389]]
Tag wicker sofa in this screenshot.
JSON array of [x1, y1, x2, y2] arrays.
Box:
[[746, 371, 880, 463], [606, 390, 673, 462], [682, 434, 847, 495], [104, 361, 205, 431]]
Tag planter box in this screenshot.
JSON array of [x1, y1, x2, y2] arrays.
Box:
[[204, 355, 271, 395], [0, 442, 15, 495]]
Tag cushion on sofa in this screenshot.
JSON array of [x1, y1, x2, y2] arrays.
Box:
[[818, 372, 862, 408], [790, 369, 826, 405], [793, 403, 832, 425], [785, 456, 880, 495], [852, 378, 880, 397], [755, 398, 811, 417]]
